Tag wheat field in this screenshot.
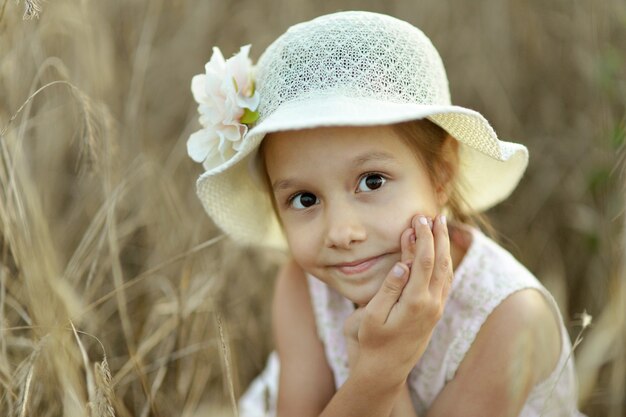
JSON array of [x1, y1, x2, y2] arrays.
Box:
[[0, 0, 624, 416]]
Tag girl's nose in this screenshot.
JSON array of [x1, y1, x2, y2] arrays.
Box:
[[324, 204, 367, 249]]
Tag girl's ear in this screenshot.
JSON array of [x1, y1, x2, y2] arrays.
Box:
[[436, 135, 459, 207]]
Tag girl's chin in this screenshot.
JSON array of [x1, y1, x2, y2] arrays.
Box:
[[342, 284, 382, 308], [317, 269, 389, 307]]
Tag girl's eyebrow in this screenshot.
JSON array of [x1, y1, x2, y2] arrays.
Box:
[[272, 151, 396, 192], [272, 178, 298, 192], [353, 151, 396, 167]]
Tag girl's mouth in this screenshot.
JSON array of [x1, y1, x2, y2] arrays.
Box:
[[334, 254, 386, 275]]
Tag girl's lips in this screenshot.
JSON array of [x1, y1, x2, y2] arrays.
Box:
[[334, 254, 385, 275]]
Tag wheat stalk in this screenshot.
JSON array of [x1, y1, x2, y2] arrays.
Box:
[[21, 0, 42, 19]]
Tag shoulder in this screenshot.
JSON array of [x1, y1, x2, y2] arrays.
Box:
[[474, 288, 562, 383], [426, 228, 564, 415], [461, 231, 562, 372], [428, 289, 562, 416], [455, 230, 562, 381]]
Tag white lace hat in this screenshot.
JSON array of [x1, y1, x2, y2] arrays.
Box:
[[191, 11, 528, 250]]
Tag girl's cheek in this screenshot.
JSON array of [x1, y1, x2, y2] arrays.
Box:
[[285, 226, 315, 263], [377, 195, 423, 222], [387, 200, 436, 237]]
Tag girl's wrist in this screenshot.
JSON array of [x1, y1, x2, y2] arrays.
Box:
[[321, 368, 406, 417], [390, 383, 418, 417], [351, 355, 407, 395]]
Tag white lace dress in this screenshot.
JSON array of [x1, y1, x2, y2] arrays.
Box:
[[239, 226, 584, 416]]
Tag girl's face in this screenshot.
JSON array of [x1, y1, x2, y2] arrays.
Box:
[[264, 125, 446, 306]]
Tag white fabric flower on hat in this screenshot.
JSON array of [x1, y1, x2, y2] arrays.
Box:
[[188, 45, 260, 170]]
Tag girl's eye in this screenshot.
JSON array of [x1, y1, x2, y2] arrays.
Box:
[[290, 192, 319, 209], [357, 173, 386, 192]]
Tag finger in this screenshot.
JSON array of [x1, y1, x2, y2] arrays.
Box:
[[441, 273, 452, 305], [402, 215, 435, 296], [430, 214, 453, 299], [400, 227, 415, 266], [343, 307, 365, 340], [364, 262, 409, 324]]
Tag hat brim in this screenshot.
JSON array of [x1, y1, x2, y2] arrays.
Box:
[[196, 96, 528, 250]]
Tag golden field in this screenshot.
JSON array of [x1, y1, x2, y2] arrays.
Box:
[[0, 0, 624, 415]]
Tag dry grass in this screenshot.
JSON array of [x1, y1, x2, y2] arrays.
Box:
[[0, 0, 624, 416]]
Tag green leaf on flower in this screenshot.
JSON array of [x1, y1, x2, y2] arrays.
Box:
[[240, 108, 259, 125], [232, 77, 239, 93]]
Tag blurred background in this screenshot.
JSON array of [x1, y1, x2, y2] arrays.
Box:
[[0, 0, 624, 416]]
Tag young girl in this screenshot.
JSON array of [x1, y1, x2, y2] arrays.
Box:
[[187, 11, 584, 417]]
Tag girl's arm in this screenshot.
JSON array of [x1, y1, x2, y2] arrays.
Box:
[[425, 288, 561, 417], [391, 383, 419, 417], [273, 259, 335, 416]]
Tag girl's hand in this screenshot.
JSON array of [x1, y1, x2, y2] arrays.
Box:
[[352, 213, 453, 388]]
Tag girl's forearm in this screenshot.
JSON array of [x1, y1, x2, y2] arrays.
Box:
[[390, 383, 419, 417], [319, 365, 405, 417]]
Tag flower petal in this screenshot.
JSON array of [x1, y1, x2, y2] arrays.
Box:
[[191, 74, 209, 104], [199, 101, 224, 126], [202, 150, 227, 171], [187, 128, 218, 163], [216, 130, 238, 161], [219, 73, 237, 98], [221, 94, 243, 124], [233, 125, 248, 151], [220, 123, 243, 142], [236, 92, 260, 111], [227, 45, 253, 95], [204, 48, 227, 96], [206, 47, 225, 73]]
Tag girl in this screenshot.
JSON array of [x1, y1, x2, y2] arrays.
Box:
[[187, 11, 584, 417]]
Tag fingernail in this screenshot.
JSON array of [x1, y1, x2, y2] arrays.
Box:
[[392, 263, 405, 277], [440, 215, 447, 225], [419, 216, 428, 226], [427, 217, 434, 230]]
